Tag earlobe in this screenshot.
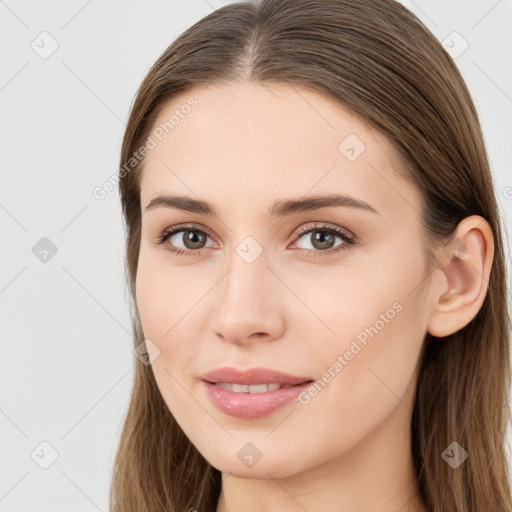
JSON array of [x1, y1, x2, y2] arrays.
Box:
[[427, 215, 494, 338]]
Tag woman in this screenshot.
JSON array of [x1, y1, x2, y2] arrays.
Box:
[[111, 0, 512, 510]]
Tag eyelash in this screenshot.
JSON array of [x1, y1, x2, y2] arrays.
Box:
[[154, 223, 356, 258]]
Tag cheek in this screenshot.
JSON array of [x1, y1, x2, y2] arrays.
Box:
[[135, 255, 198, 367], [135, 260, 204, 425], [288, 239, 426, 345], [315, 301, 425, 462], [303, 249, 428, 428]]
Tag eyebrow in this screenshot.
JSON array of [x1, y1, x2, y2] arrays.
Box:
[[144, 193, 380, 217]]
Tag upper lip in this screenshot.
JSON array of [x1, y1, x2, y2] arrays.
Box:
[[200, 367, 314, 386]]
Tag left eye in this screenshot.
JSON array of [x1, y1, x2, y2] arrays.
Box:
[[155, 223, 355, 257], [292, 225, 354, 253]]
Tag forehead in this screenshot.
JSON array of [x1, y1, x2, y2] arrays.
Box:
[[139, 81, 421, 220]]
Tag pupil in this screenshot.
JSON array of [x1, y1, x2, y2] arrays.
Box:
[[184, 230, 205, 249], [312, 231, 335, 250]]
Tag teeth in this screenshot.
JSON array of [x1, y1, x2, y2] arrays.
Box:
[[215, 382, 233, 390], [214, 382, 283, 393]]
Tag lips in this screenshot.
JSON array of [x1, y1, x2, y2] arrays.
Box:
[[200, 367, 315, 419]]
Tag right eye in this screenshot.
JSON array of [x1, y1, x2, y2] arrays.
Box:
[[155, 224, 216, 256]]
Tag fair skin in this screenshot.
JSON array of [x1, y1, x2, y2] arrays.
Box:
[[135, 81, 493, 512]]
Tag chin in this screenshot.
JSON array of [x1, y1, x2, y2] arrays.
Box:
[[203, 444, 304, 479]]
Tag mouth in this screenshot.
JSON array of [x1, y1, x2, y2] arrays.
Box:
[[199, 367, 314, 419]]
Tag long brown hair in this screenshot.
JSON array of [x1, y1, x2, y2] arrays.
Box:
[[111, 1, 512, 510]]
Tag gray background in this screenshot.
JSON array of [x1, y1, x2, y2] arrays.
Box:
[[1, 1, 511, 510]]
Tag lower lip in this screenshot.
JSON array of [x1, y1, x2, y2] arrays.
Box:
[[202, 380, 313, 419]]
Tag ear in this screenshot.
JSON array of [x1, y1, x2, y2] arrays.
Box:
[[427, 215, 494, 337]]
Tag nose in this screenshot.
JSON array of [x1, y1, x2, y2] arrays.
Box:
[[210, 253, 286, 348]]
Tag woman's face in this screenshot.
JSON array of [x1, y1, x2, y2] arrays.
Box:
[[136, 81, 435, 478]]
